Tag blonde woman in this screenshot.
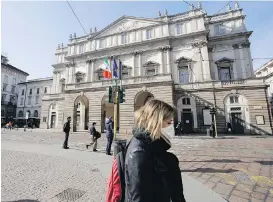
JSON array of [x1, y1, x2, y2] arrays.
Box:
[[124, 99, 186, 202]]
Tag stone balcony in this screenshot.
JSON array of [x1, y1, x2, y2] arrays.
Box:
[[175, 77, 266, 90], [65, 74, 172, 91]]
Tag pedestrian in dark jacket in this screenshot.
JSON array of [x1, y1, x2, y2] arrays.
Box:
[[124, 99, 186, 202], [86, 122, 98, 151], [63, 117, 71, 149], [105, 116, 113, 155]]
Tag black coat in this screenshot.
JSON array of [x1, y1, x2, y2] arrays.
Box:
[[124, 128, 186, 202]]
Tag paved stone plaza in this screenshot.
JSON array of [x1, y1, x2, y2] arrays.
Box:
[[1, 129, 273, 202]]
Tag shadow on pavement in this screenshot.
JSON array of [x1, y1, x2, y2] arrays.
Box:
[[255, 160, 273, 165], [181, 168, 238, 173], [6, 200, 40, 202], [180, 159, 244, 163]]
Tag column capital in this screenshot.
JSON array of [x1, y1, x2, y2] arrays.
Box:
[[241, 42, 251, 48], [208, 47, 213, 52], [232, 44, 239, 49]]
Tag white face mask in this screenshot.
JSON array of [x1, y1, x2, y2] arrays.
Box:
[[161, 124, 175, 141]]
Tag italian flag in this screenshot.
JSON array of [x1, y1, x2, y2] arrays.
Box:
[[102, 57, 112, 79]]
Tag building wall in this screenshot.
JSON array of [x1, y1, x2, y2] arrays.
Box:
[[174, 85, 272, 135], [16, 78, 53, 120]]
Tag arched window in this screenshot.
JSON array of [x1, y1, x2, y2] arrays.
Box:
[[34, 110, 38, 117], [18, 111, 24, 117]]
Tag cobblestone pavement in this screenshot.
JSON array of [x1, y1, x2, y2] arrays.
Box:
[[171, 136, 273, 202], [1, 149, 108, 202], [2, 130, 273, 202]]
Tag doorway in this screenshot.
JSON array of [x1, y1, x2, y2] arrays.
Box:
[[231, 112, 244, 134], [50, 112, 56, 128], [181, 111, 193, 133]]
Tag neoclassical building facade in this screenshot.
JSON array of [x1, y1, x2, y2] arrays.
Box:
[[41, 3, 272, 135]]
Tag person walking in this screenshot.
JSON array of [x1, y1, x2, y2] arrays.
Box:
[[63, 117, 71, 149], [86, 122, 99, 152], [105, 116, 113, 155], [124, 99, 186, 202]]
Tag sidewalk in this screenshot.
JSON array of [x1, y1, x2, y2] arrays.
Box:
[[2, 139, 226, 202]]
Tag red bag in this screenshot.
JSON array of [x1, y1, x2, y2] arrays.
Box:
[[106, 158, 122, 202]]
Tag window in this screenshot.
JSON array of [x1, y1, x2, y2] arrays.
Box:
[[79, 45, 84, 54], [44, 87, 48, 94], [176, 24, 182, 35], [146, 29, 152, 39], [22, 89, 25, 95], [4, 75, 8, 83], [28, 96, 31, 105], [12, 78, 16, 85], [11, 86, 16, 93], [34, 110, 38, 117], [36, 96, 39, 104], [97, 70, 104, 81], [219, 68, 231, 81], [2, 94, 7, 101], [215, 23, 226, 35], [230, 96, 239, 104], [182, 98, 191, 105], [27, 110, 31, 117], [37, 88, 40, 94], [18, 111, 24, 117], [29, 89, 32, 95], [2, 83, 8, 92], [121, 66, 130, 79], [121, 33, 127, 44], [179, 66, 189, 84], [20, 98, 24, 105], [146, 68, 156, 76], [99, 39, 105, 49], [10, 95, 15, 103]]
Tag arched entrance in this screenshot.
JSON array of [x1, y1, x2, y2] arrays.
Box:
[[101, 95, 119, 132], [73, 95, 89, 132], [134, 91, 154, 111], [48, 103, 58, 129], [224, 94, 250, 134], [176, 96, 197, 133]]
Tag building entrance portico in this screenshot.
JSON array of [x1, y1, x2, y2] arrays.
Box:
[[73, 95, 89, 132]]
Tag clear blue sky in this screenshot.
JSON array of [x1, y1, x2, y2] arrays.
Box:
[[2, 1, 273, 80]]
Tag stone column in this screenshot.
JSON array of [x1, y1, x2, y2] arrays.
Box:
[[86, 61, 91, 82], [65, 65, 70, 84], [233, 44, 241, 79], [131, 53, 136, 77], [166, 47, 171, 73], [241, 42, 252, 78], [208, 47, 215, 80], [138, 52, 142, 76], [160, 49, 164, 74], [201, 46, 211, 81], [91, 60, 95, 82], [56, 72, 61, 93]]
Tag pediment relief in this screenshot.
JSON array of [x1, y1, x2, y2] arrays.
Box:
[[215, 57, 234, 64], [96, 17, 161, 38], [175, 56, 192, 63], [143, 61, 159, 67]]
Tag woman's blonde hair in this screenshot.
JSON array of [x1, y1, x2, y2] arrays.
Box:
[[134, 99, 174, 140]]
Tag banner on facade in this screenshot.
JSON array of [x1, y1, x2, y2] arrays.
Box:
[[25, 111, 29, 120]]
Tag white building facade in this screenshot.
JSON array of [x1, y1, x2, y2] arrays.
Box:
[[1, 55, 29, 125], [254, 59, 273, 117], [41, 3, 272, 135], [16, 77, 52, 127]]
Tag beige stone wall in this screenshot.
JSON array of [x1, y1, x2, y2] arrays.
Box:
[[174, 86, 273, 135], [119, 83, 174, 135]]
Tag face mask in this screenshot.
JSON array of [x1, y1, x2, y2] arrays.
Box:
[[161, 124, 175, 141]]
